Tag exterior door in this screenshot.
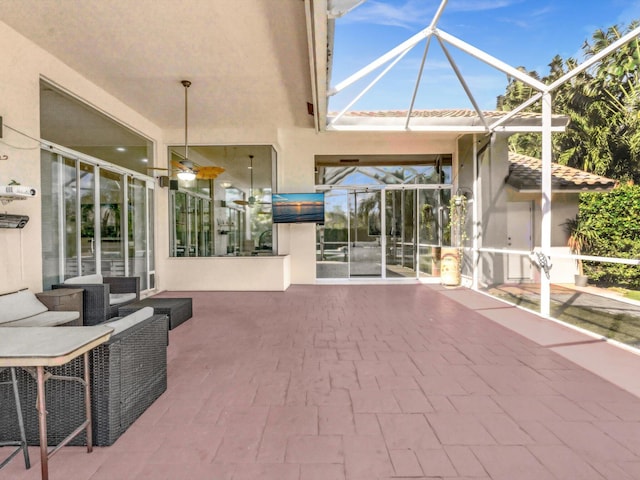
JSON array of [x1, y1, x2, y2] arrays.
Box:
[[385, 189, 417, 278], [507, 201, 533, 280], [317, 189, 349, 278], [349, 189, 382, 277]]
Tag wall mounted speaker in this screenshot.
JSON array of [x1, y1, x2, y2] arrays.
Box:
[[158, 175, 170, 187], [169, 179, 179, 191]]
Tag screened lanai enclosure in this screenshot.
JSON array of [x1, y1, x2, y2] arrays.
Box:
[[323, 0, 640, 348]]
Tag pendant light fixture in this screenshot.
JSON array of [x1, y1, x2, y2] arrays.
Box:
[[177, 80, 196, 181]]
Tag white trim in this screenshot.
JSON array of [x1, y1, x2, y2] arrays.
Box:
[[478, 247, 640, 267], [325, 124, 566, 133], [41, 141, 154, 182]]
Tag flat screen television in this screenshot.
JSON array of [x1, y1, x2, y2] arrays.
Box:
[[272, 192, 325, 224]]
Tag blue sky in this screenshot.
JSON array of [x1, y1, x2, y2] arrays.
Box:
[[330, 0, 640, 112]]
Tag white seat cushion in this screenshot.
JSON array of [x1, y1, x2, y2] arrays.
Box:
[[105, 307, 154, 335], [0, 290, 48, 325], [2, 310, 79, 327], [109, 292, 137, 306], [64, 274, 103, 285]]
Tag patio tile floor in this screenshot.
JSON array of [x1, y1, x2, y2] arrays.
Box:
[[2, 284, 640, 480]]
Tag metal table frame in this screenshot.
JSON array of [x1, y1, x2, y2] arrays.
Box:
[[0, 367, 30, 470], [0, 326, 112, 480]]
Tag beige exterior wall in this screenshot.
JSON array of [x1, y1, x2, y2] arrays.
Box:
[[0, 23, 162, 294], [0, 23, 460, 293]]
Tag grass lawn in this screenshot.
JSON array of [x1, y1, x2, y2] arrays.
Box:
[[486, 287, 640, 348]]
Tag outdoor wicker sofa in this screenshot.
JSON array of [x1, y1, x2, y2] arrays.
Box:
[[52, 274, 140, 326], [0, 288, 80, 327], [0, 307, 168, 447]]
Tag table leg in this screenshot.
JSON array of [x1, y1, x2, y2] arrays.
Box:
[[83, 352, 93, 453], [10, 367, 30, 469], [36, 366, 48, 480]]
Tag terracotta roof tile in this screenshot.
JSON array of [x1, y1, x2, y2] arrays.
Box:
[[507, 152, 617, 192]]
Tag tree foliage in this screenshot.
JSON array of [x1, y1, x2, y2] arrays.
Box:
[[496, 21, 640, 183], [579, 184, 640, 288]]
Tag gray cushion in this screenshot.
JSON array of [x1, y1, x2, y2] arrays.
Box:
[[105, 307, 154, 335], [64, 273, 103, 285], [0, 290, 48, 325], [109, 292, 137, 306]]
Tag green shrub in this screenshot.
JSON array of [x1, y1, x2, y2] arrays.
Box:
[[580, 183, 640, 288]]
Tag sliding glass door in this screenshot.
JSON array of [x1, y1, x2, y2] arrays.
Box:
[[350, 189, 383, 277], [41, 149, 155, 291], [316, 185, 451, 280]]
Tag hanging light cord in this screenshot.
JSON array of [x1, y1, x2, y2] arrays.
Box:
[[181, 80, 191, 162]]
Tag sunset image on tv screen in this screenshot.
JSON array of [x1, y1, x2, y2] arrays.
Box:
[[272, 193, 325, 223]]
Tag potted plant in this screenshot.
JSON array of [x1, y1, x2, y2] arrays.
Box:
[[441, 194, 468, 286], [562, 214, 598, 287]]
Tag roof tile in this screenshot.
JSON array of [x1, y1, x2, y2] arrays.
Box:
[[507, 152, 617, 191]]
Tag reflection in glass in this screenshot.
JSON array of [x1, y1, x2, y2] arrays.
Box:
[[99, 169, 124, 276], [316, 189, 349, 278], [129, 178, 148, 289], [41, 151, 66, 288], [167, 145, 276, 257], [350, 190, 382, 278], [79, 162, 97, 275], [315, 160, 452, 280], [385, 189, 416, 276]]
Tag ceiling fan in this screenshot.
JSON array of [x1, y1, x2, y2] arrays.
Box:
[[149, 80, 225, 181], [170, 158, 225, 180], [233, 155, 271, 206]]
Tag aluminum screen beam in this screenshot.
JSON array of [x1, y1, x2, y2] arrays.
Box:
[[328, 27, 432, 97], [540, 92, 553, 316]]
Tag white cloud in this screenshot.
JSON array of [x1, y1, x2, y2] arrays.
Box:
[[617, 1, 640, 26], [341, 0, 432, 29], [447, 0, 523, 13], [340, 0, 525, 30]]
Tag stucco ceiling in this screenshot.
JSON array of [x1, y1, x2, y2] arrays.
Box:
[[0, 0, 315, 133]]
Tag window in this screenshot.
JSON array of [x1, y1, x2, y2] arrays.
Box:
[[167, 145, 276, 257], [40, 80, 156, 290]]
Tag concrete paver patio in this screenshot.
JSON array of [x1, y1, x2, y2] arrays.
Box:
[[1, 284, 640, 479]]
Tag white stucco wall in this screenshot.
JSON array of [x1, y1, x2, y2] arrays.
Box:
[[277, 128, 458, 285], [0, 22, 460, 294]]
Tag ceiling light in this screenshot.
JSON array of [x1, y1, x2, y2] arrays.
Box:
[[177, 170, 196, 181], [141, 158, 148, 163], [177, 80, 196, 183], [220, 181, 232, 188], [116, 147, 126, 152]]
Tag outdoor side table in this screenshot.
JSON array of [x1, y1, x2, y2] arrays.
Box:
[[36, 288, 84, 326], [0, 326, 113, 480], [118, 297, 192, 330]]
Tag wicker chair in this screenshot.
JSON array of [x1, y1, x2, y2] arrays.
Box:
[[52, 274, 140, 326], [0, 308, 168, 447]]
